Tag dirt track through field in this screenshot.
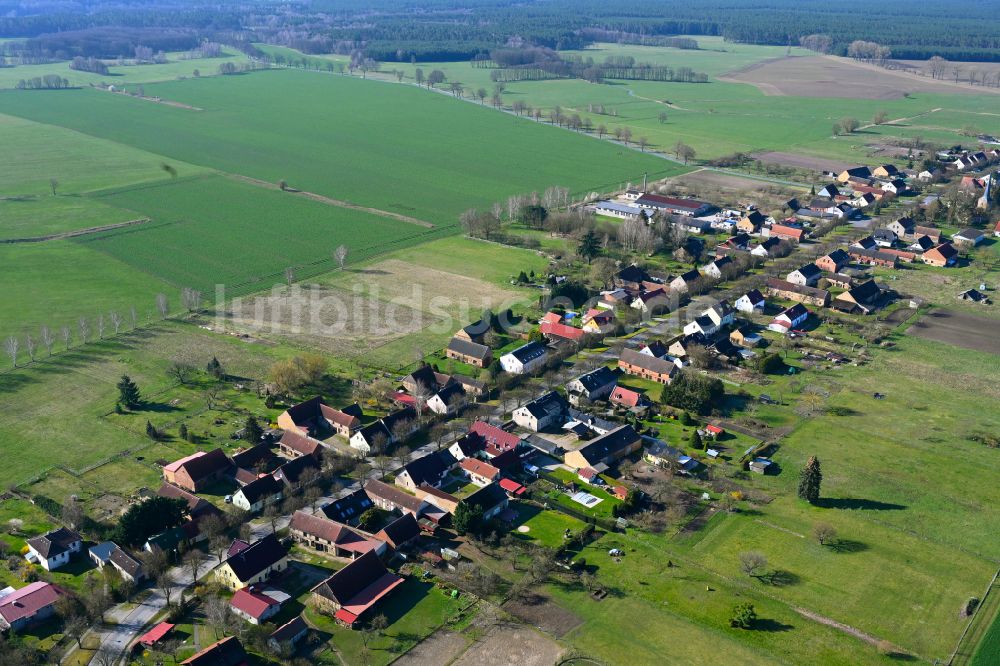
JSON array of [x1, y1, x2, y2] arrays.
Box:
[[0, 217, 151, 243], [227, 174, 435, 227]]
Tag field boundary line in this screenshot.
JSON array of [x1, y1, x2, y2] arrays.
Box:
[[0, 217, 152, 243], [224, 173, 436, 228], [949, 568, 1000, 666]]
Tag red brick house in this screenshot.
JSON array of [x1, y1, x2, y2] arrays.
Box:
[[162, 449, 231, 492]]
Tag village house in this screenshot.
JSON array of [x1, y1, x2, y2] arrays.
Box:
[[618, 348, 678, 384], [914, 225, 942, 243], [499, 341, 548, 375], [872, 164, 899, 178], [445, 337, 492, 368], [880, 179, 908, 195], [25, 527, 82, 572], [454, 319, 490, 344], [364, 479, 428, 517], [668, 334, 705, 359], [751, 236, 783, 258], [923, 242, 959, 267], [838, 166, 872, 183], [817, 184, 840, 199], [463, 483, 510, 521], [816, 249, 850, 273], [513, 391, 569, 431], [768, 304, 809, 334], [470, 421, 521, 456], [566, 366, 618, 404], [851, 192, 877, 209], [616, 264, 651, 290], [634, 193, 713, 217], [703, 300, 736, 328], [427, 383, 467, 416], [918, 167, 941, 181], [953, 228, 985, 247], [0, 582, 66, 632], [564, 425, 642, 470], [268, 616, 309, 654], [766, 224, 805, 243], [459, 457, 501, 486], [350, 421, 391, 456], [630, 288, 669, 315], [278, 431, 323, 460], [887, 219, 917, 241], [158, 482, 222, 529], [402, 365, 453, 395], [849, 247, 899, 269], [737, 210, 766, 234], [99, 545, 143, 584], [289, 511, 387, 559], [310, 551, 404, 629], [232, 474, 283, 514], [321, 487, 373, 526], [735, 289, 765, 314], [231, 586, 284, 625], [215, 534, 288, 591], [374, 513, 421, 550], [448, 432, 487, 462], [609, 386, 649, 411], [581, 308, 615, 335], [414, 483, 460, 517], [683, 315, 718, 338], [539, 312, 587, 342], [730, 326, 762, 347], [786, 263, 822, 287], [181, 636, 248, 666], [162, 449, 232, 492], [395, 450, 457, 491], [765, 277, 831, 307], [644, 440, 697, 473], [273, 454, 320, 488], [959, 288, 991, 304], [909, 235, 935, 252], [670, 269, 702, 293], [873, 228, 897, 247], [880, 248, 916, 263], [277, 397, 362, 439], [833, 280, 883, 314], [701, 256, 734, 280], [822, 273, 854, 290]]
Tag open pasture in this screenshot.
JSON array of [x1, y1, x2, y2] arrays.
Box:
[[0, 196, 137, 240], [0, 69, 678, 224]]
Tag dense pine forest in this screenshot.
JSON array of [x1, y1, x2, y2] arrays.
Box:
[[1, 0, 999, 62]]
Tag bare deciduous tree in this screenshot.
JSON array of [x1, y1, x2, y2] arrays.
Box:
[[739, 550, 768, 578], [334, 244, 349, 269], [78, 316, 90, 343], [284, 267, 295, 285], [156, 293, 169, 319], [4, 336, 19, 367], [181, 287, 202, 312], [24, 334, 36, 362], [61, 325, 72, 350], [129, 305, 138, 329], [40, 325, 54, 356], [110, 311, 123, 334], [97, 313, 105, 339]]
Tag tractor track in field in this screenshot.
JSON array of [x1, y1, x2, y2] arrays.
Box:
[[0, 217, 152, 243], [226, 173, 435, 227]]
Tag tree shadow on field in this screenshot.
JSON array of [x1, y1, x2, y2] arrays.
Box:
[[814, 498, 906, 511], [763, 569, 799, 587], [754, 618, 794, 632], [352, 269, 390, 275], [828, 539, 868, 554]]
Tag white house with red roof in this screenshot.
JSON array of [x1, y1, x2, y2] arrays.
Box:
[[230, 585, 286, 624], [0, 582, 66, 631], [459, 458, 500, 486], [609, 386, 649, 410], [768, 304, 809, 333]]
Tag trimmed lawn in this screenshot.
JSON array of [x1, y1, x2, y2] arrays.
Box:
[[509, 504, 587, 548]]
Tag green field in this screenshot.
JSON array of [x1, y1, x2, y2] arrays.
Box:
[[308, 38, 1000, 164], [0, 68, 681, 225], [82, 174, 446, 294]]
